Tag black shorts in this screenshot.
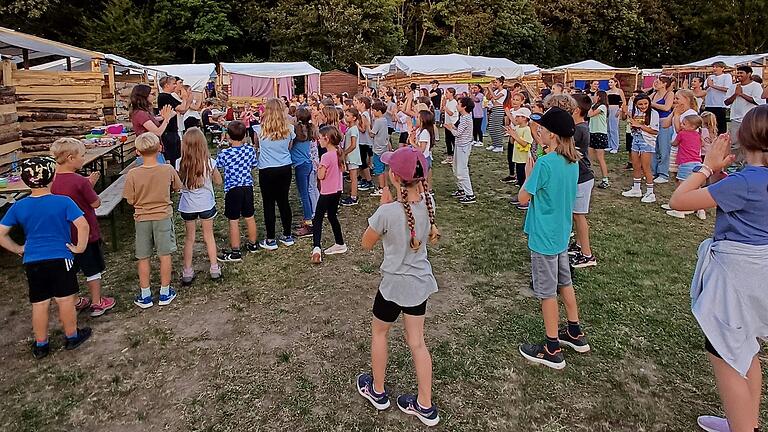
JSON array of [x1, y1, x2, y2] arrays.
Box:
[[180, 206, 217, 221], [589, 133, 609, 150], [359, 144, 373, 169], [25, 259, 79, 303], [705, 337, 722, 359], [224, 186, 255, 220], [388, 127, 395, 135], [372, 290, 427, 323], [73, 241, 106, 278]]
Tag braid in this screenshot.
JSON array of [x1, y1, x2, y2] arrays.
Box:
[[401, 185, 421, 250], [422, 178, 440, 244]]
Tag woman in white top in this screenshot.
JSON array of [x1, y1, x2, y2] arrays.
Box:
[[485, 77, 508, 152], [441, 88, 459, 164]]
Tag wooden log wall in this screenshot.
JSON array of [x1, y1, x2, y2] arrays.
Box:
[[0, 86, 21, 165], [12, 70, 105, 152]]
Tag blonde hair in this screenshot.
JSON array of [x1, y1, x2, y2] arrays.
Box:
[[179, 128, 212, 189], [676, 89, 698, 111], [700, 111, 718, 137], [400, 178, 440, 250], [554, 136, 580, 163], [50, 137, 85, 164], [260, 98, 291, 140], [135, 132, 161, 155], [683, 114, 703, 129]]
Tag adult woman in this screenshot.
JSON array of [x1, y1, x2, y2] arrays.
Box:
[[471, 84, 485, 146], [606, 77, 627, 154], [669, 105, 768, 432], [586, 80, 600, 100], [650, 76, 675, 183], [255, 98, 295, 250], [128, 84, 174, 137], [690, 77, 707, 112], [485, 76, 508, 152]]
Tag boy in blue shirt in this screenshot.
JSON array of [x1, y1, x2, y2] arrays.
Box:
[[517, 107, 590, 370], [0, 157, 92, 359]]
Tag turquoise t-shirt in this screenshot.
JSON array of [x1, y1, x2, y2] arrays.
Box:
[[523, 152, 579, 255]]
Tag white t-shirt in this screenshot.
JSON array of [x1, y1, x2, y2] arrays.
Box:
[[175, 158, 216, 213], [633, 108, 660, 147], [418, 129, 431, 158], [444, 99, 459, 125], [493, 89, 507, 106], [704, 73, 733, 108], [725, 81, 766, 122]]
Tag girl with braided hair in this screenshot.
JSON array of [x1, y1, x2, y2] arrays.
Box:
[[356, 146, 440, 427]]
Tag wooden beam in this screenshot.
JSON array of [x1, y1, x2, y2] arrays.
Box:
[[15, 85, 103, 95], [1, 60, 13, 87], [66, 57, 72, 71], [22, 49, 29, 70], [91, 59, 101, 72], [107, 62, 116, 97]]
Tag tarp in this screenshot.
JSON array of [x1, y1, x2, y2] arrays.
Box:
[[676, 54, 768, 68], [362, 54, 530, 79], [220, 62, 321, 79], [0, 26, 102, 61], [32, 54, 162, 75], [548, 59, 619, 71], [150, 63, 217, 92]]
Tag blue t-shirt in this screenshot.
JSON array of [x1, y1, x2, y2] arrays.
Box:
[[523, 152, 579, 255], [290, 139, 313, 167], [216, 144, 258, 193], [0, 194, 83, 264], [708, 166, 768, 245], [258, 125, 295, 169]]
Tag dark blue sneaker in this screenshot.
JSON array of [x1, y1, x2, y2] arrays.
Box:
[[341, 196, 359, 207], [158, 288, 177, 306], [259, 239, 278, 251], [278, 235, 295, 246], [356, 373, 390, 410], [134, 294, 154, 309], [397, 394, 440, 426]]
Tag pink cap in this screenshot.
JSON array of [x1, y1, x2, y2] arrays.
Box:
[[380, 146, 428, 182]]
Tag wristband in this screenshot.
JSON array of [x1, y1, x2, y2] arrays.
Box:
[[693, 164, 714, 178]]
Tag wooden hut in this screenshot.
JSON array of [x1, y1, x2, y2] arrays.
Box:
[[320, 69, 358, 96], [541, 60, 640, 94]]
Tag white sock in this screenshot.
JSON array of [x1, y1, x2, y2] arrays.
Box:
[[646, 184, 654, 195], [632, 178, 641, 191]]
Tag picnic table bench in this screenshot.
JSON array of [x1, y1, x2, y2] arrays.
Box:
[[95, 173, 128, 251]]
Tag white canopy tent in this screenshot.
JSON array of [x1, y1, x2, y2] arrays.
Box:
[[220, 62, 320, 78], [219, 62, 321, 98], [0, 26, 102, 63], [150, 63, 217, 92], [676, 53, 768, 68], [361, 54, 530, 79], [31, 54, 163, 75], [546, 59, 620, 71]]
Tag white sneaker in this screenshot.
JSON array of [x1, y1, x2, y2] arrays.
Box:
[[661, 203, 671, 210], [370, 188, 383, 197], [653, 176, 669, 184], [666, 210, 686, 219], [696, 209, 707, 220], [473, 141, 484, 147], [486, 145, 495, 151], [324, 244, 348, 255], [311, 246, 322, 264], [609, 149, 618, 154], [640, 192, 657, 203], [492, 147, 504, 153], [621, 189, 642, 198]]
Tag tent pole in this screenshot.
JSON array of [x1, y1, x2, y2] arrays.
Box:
[[66, 57, 72, 71], [273, 78, 278, 98], [22, 49, 29, 70]]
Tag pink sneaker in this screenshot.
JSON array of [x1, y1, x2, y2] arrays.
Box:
[[697, 416, 730, 432], [90, 296, 116, 317], [75, 296, 91, 312]]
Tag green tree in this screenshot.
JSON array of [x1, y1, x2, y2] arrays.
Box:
[[179, 0, 241, 63]]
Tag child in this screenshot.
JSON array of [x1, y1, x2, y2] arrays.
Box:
[[669, 105, 768, 432], [395, 100, 412, 146], [441, 88, 458, 165], [568, 95, 597, 268], [354, 95, 375, 191], [518, 107, 589, 370], [501, 93, 526, 183], [357, 146, 441, 427], [666, 114, 705, 219], [700, 111, 718, 158], [176, 127, 223, 285], [410, 110, 435, 194], [292, 107, 318, 238], [445, 96, 477, 204], [311, 126, 348, 263], [124, 133, 183, 309], [622, 94, 660, 203], [216, 121, 259, 260], [505, 108, 533, 210], [0, 157, 92, 358], [50, 138, 116, 317], [589, 90, 610, 188], [370, 100, 392, 196], [341, 107, 363, 206]]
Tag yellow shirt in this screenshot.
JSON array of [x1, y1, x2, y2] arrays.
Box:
[[511, 125, 533, 164]]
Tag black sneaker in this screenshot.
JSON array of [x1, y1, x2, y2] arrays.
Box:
[[31, 342, 49, 359], [597, 178, 610, 189], [246, 242, 259, 253], [519, 342, 565, 369], [570, 252, 597, 269], [567, 241, 581, 257], [341, 196, 359, 207], [64, 327, 92, 350], [217, 249, 243, 262], [458, 195, 476, 204], [501, 175, 516, 183], [558, 328, 591, 353], [625, 162, 633, 170], [510, 194, 520, 205], [450, 189, 465, 198]]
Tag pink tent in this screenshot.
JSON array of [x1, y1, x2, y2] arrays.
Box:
[[222, 62, 322, 98]]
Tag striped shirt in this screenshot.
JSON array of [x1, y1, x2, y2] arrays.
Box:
[[455, 114, 473, 147]]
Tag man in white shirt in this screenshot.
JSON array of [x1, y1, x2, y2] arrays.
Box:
[[704, 61, 733, 134], [724, 65, 765, 155]]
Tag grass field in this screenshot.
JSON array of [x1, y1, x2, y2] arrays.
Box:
[[0, 132, 761, 432]]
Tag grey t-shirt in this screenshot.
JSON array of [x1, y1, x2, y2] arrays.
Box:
[[371, 117, 390, 155], [368, 200, 438, 307], [359, 111, 372, 145]]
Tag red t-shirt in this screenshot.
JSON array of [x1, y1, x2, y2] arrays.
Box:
[[131, 109, 159, 135], [51, 172, 100, 243]]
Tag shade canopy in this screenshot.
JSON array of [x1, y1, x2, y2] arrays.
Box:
[[674, 53, 768, 68], [32, 54, 161, 75], [548, 59, 622, 71], [220, 62, 321, 79], [362, 54, 532, 79], [0, 26, 103, 62], [150, 63, 217, 92]]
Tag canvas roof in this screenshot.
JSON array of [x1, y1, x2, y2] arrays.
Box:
[[220, 62, 321, 78], [675, 53, 768, 68], [361, 54, 530, 79], [31, 54, 162, 74], [548, 59, 621, 71], [0, 26, 103, 62], [150, 63, 217, 92]]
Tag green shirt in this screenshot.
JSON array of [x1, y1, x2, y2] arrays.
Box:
[[589, 104, 608, 134], [523, 152, 579, 255]]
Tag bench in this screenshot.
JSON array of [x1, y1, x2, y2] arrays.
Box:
[[96, 174, 128, 252]]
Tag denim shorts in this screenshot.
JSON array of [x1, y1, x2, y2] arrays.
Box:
[[372, 154, 387, 176], [180, 206, 217, 221], [631, 132, 656, 153], [676, 161, 702, 181]]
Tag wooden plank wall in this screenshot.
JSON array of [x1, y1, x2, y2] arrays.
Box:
[[12, 70, 105, 152], [0, 86, 21, 167], [114, 75, 147, 124]]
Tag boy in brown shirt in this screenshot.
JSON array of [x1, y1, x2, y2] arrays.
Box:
[[124, 132, 183, 309]]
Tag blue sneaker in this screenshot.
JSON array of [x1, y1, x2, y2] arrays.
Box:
[[133, 294, 153, 309], [259, 239, 278, 251], [356, 373, 390, 410], [397, 394, 440, 427], [278, 235, 295, 246], [158, 288, 177, 306]]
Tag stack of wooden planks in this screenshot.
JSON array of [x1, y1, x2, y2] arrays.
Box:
[[0, 86, 21, 167], [13, 70, 105, 152]]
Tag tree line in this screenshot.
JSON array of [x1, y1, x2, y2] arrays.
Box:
[[1, 0, 765, 71]]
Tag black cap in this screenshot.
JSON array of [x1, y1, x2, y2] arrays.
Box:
[[530, 107, 576, 138], [20, 156, 56, 188]]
